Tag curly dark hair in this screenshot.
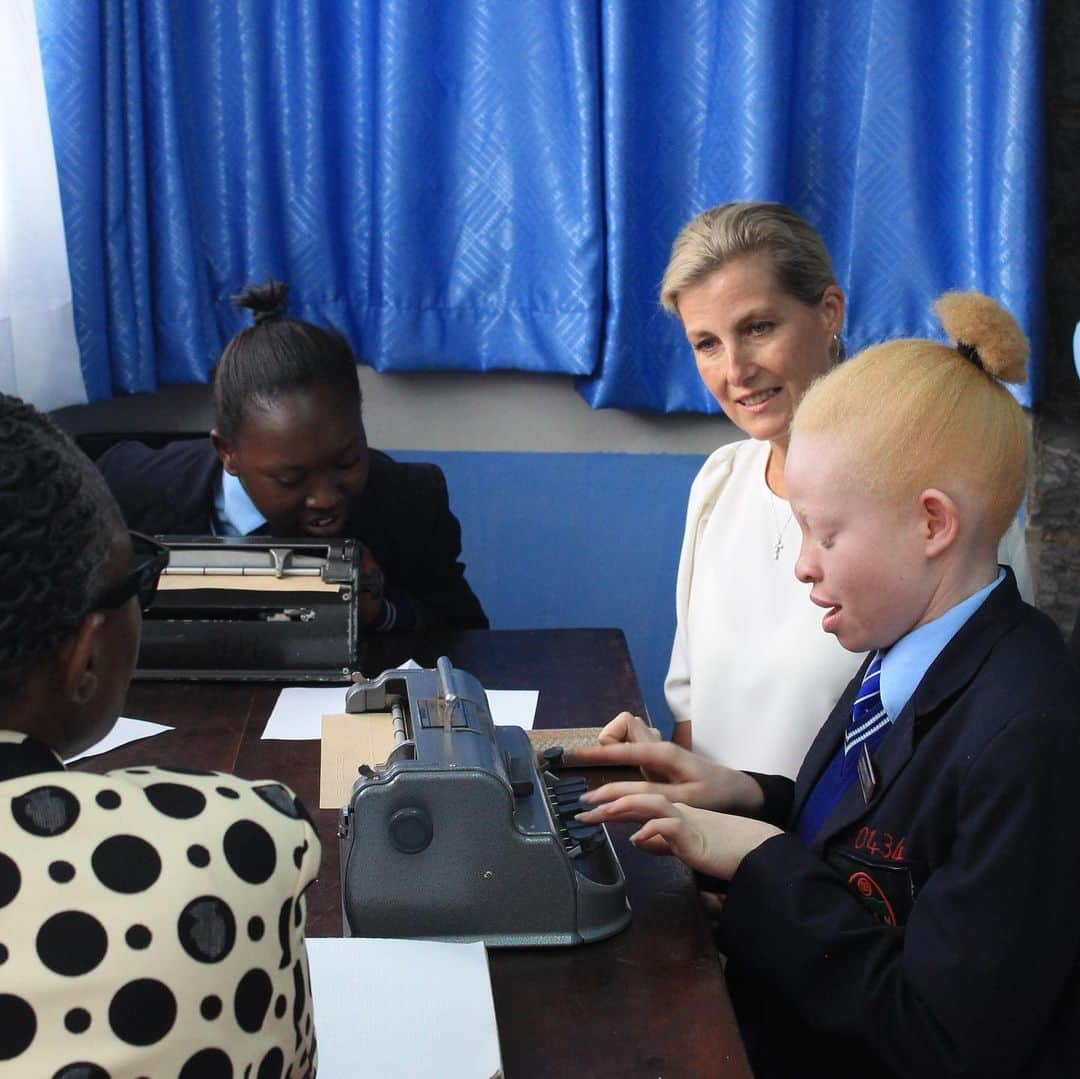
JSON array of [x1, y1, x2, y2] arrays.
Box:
[[0, 394, 116, 697], [212, 279, 362, 440]]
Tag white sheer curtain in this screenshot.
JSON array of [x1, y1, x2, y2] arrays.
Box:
[[0, 0, 86, 410]]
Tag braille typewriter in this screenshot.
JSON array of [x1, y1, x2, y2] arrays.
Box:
[[136, 537, 373, 681], [338, 658, 632, 947]]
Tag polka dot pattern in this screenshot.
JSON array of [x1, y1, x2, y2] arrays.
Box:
[[95, 790, 121, 810], [108, 979, 176, 1046], [179, 1047, 233, 1078], [64, 1008, 91, 1034], [0, 739, 320, 1076], [12, 786, 79, 836], [234, 968, 273, 1033], [223, 820, 276, 884], [0, 852, 21, 907], [48, 860, 74, 883], [0, 993, 36, 1059], [91, 835, 161, 894], [145, 782, 207, 819], [178, 896, 236, 964], [125, 924, 151, 950], [52, 1065, 108, 1079], [36, 912, 107, 976]]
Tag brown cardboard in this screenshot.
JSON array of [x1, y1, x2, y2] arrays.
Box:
[[320, 712, 398, 808]]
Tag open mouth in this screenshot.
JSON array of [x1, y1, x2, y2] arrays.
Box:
[[737, 387, 782, 409], [303, 514, 342, 536]]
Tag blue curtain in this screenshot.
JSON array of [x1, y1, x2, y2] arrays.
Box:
[[35, 0, 1042, 410]]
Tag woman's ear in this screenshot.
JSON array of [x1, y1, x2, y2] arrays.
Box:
[[57, 612, 105, 705], [820, 284, 846, 340], [919, 488, 961, 558], [210, 429, 239, 476]]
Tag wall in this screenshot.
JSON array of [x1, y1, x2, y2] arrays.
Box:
[[55, 372, 736, 735]]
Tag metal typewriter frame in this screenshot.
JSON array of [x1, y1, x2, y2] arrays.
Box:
[[338, 657, 632, 948], [135, 536, 363, 682]]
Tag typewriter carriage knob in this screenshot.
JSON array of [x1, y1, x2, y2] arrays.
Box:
[[388, 806, 433, 854]]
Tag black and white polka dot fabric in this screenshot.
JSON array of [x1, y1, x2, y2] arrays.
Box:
[[0, 730, 320, 1077]]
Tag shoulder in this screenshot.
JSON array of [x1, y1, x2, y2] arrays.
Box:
[[96, 439, 219, 532], [97, 437, 216, 478], [356, 449, 449, 516], [684, 438, 757, 518], [367, 448, 446, 491], [950, 602, 1077, 769]]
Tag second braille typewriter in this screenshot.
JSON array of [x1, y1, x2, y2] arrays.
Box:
[[337, 658, 632, 947], [136, 536, 370, 681]]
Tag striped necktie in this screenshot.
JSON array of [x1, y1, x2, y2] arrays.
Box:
[[843, 653, 889, 763]]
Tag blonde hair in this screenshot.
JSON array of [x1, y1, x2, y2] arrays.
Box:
[[792, 291, 1029, 542], [660, 202, 838, 314]]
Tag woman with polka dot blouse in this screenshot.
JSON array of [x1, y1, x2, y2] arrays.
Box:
[[0, 394, 320, 1078]]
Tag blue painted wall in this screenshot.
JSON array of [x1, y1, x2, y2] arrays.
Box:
[[394, 450, 708, 737]]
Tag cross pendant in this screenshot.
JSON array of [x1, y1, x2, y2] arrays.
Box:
[[773, 539, 783, 560]]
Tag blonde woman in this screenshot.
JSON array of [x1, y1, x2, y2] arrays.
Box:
[[657, 203, 1030, 776]]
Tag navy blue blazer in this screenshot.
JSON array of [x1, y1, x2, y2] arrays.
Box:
[[96, 438, 488, 631], [718, 570, 1080, 1078]]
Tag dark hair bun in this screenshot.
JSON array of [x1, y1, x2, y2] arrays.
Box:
[[233, 278, 290, 326], [933, 290, 1028, 385]]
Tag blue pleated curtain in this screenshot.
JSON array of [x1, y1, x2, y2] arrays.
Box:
[[34, 0, 1043, 411]]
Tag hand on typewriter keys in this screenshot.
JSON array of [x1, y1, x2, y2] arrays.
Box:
[[574, 717, 767, 817], [356, 543, 387, 627]]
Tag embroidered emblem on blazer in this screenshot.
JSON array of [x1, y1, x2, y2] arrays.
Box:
[[827, 848, 918, 927]]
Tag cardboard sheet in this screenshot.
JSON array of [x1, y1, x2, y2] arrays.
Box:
[[319, 712, 399, 808], [158, 574, 337, 592], [305, 937, 502, 1078]]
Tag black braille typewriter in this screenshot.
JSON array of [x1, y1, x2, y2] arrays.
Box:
[[136, 537, 370, 681]]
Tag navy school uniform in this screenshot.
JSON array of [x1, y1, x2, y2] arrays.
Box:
[[96, 438, 488, 631], [717, 569, 1080, 1078]]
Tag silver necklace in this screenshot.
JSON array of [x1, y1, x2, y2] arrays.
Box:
[[766, 488, 794, 561]]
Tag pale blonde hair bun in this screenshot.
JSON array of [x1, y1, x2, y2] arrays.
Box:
[[933, 290, 1028, 385], [792, 291, 1029, 543]]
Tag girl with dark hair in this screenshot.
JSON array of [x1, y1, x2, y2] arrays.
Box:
[[97, 281, 488, 631]]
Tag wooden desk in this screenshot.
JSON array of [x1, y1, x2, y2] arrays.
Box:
[[79, 629, 751, 1078]]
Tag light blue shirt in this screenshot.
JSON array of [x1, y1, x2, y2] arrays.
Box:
[[879, 569, 1006, 722], [212, 471, 268, 536]]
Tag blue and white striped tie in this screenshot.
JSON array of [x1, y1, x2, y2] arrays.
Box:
[[844, 653, 889, 760]]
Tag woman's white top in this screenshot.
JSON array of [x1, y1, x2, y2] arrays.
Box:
[[664, 438, 1032, 778]]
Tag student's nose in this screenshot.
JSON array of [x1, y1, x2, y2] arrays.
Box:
[[794, 537, 818, 584], [304, 474, 344, 511]]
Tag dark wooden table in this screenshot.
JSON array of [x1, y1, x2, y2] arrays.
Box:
[[77, 629, 751, 1078]]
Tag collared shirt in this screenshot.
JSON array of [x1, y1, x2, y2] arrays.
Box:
[[796, 569, 1006, 844], [212, 470, 268, 536], [878, 569, 1005, 723]]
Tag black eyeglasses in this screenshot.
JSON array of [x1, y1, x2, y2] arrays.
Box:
[[93, 531, 170, 613]]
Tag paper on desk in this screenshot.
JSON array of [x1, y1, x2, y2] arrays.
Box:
[[64, 716, 173, 764], [262, 681, 539, 739], [262, 686, 349, 740], [486, 689, 539, 730], [306, 937, 502, 1079]]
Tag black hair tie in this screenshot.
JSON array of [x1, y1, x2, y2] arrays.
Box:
[[956, 340, 985, 372], [253, 307, 285, 327]]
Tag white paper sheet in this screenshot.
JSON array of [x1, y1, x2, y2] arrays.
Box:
[[64, 716, 173, 764], [306, 937, 502, 1078], [486, 689, 539, 730], [262, 686, 349, 740], [262, 681, 539, 739]]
